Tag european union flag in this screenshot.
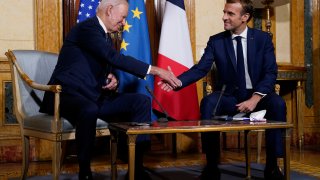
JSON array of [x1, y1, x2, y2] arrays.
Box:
[[117, 0, 157, 121], [77, 0, 99, 23]]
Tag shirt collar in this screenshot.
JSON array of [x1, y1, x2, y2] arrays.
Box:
[[97, 16, 108, 34], [231, 26, 248, 40]]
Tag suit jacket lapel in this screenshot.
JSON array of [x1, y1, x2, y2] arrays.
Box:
[[247, 28, 255, 77], [224, 32, 237, 71], [92, 16, 107, 39]]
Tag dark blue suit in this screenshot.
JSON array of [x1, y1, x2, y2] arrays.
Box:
[[40, 17, 151, 173], [178, 28, 286, 169]]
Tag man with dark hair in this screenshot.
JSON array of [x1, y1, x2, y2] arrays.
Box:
[[160, 0, 286, 179], [40, 0, 180, 179]]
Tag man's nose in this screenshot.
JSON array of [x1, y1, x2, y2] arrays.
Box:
[[121, 19, 126, 25], [222, 16, 226, 21], [222, 14, 227, 21]]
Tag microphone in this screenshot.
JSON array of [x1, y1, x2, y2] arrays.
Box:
[[211, 84, 227, 120], [145, 85, 169, 122]]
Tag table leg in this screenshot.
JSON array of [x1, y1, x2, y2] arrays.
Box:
[[256, 130, 263, 163], [172, 133, 177, 156], [128, 135, 137, 180], [296, 80, 304, 149], [110, 130, 118, 180], [244, 130, 251, 179], [284, 128, 291, 180]]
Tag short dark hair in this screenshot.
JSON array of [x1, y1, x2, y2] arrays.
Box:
[[226, 0, 254, 22]]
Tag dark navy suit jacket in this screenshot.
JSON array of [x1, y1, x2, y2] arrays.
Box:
[[40, 16, 149, 113], [178, 27, 277, 97], [178, 28, 285, 159]]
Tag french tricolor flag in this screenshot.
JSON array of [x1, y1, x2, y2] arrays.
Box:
[[153, 0, 200, 120]]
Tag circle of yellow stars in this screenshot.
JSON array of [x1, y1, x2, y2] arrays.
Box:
[[120, 7, 143, 51]]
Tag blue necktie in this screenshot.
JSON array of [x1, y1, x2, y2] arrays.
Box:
[[106, 33, 113, 69], [106, 33, 112, 46], [104, 33, 113, 86], [235, 36, 246, 101]]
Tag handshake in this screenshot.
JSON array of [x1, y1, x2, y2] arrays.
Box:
[[149, 66, 182, 92], [102, 65, 182, 92]]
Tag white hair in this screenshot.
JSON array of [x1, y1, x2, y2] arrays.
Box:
[[97, 0, 128, 12]]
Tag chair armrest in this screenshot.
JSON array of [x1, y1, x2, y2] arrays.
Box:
[[6, 50, 62, 93], [23, 78, 61, 94]]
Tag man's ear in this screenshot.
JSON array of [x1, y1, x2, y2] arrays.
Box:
[[242, 13, 250, 22], [106, 5, 113, 17]]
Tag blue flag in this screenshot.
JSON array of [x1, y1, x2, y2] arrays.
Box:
[[118, 0, 157, 121], [77, 0, 99, 23]]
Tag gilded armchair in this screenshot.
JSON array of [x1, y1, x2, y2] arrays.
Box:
[[5, 49, 110, 180]]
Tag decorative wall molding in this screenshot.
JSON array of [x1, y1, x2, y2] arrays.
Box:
[[291, 0, 305, 66], [34, 0, 63, 53]]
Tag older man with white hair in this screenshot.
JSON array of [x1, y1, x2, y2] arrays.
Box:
[[40, 0, 180, 179]]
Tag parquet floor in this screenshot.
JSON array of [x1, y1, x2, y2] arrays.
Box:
[[1, 145, 320, 179]]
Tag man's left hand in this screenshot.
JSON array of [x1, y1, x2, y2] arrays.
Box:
[[102, 73, 118, 90], [236, 94, 262, 113]]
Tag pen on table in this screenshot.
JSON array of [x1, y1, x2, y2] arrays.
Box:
[[232, 117, 266, 122], [232, 117, 251, 121]]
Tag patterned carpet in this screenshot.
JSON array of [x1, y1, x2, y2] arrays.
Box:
[[11, 162, 318, 180], [9, 152, 318, 180], [223, 150, 320, 179], [290, 161, 320, 178], [6, 149, 320, 179], [227, 151, 320, 179]]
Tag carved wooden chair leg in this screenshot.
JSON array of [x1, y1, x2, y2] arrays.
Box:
[[52, 141, 62, 180], [21, 136, 30, 180], [60, 141, 68, 166], [110, 130, 118, 180]]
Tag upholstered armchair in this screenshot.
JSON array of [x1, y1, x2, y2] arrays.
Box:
[[5, 50, 110, 180]]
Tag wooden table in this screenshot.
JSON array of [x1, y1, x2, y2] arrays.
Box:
[[109, 120, 293, 180]]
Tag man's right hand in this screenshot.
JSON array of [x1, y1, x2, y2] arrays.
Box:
[[157, 81, 175, 92], [149, 66, 181, 90]]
